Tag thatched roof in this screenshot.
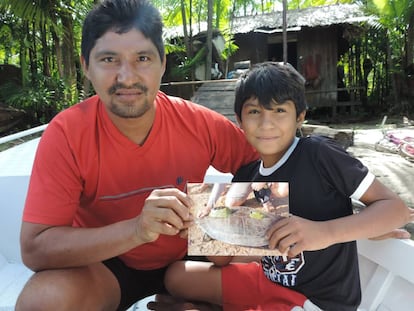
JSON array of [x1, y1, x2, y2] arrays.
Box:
[[230, 3, 376, 34], [163, 4, 376, 41]]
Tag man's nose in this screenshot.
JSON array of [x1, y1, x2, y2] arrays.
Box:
[[117, 61, 139, 85]]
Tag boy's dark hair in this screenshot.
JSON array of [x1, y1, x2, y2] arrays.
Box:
[[234, 62, 307, 120], [81, 0, 164, 67]]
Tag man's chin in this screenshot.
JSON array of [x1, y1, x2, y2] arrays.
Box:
[[110, 104, 150, 119]]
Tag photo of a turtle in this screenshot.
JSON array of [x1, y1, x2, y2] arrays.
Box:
[[187, 182, 289, 256], [197, 205, 286, 247]]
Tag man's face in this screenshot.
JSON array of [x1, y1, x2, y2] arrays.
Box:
[[82, 28, 165, 119]]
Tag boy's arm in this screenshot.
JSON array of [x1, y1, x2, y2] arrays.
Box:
[[267, 178, 411, 257]]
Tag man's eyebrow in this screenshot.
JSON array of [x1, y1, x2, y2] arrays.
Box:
[[136, 49, 159, 58], [93, 50, 117, 59]]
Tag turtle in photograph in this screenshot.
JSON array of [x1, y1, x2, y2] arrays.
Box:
[[196, 206, 287, 247]]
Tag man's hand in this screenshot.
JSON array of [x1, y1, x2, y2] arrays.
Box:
[[135, 188, 194, 243]]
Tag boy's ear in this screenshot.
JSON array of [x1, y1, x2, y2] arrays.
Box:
[[236, 115, 243, 128], [296, 111, 306, 128]]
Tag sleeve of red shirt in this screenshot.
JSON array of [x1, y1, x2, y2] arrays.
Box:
[[23, 117, 84, 226]]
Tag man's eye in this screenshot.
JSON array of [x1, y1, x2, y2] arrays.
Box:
[[275, 108, 286, 113], [138, 56, 149, 62], [101, 57, 115, 63]]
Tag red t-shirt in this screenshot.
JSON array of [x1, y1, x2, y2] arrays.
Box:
[[23, 91, 257, 269]]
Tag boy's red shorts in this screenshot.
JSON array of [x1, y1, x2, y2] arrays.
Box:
[[221, 261, 309, 311]]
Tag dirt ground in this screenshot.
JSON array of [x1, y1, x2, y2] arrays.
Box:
[[349, 128, 414, 209], [348, 127, 414, 237]]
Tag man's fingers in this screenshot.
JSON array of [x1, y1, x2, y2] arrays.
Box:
[[147, 189, 193, 221], [137, 188, 195, 242]]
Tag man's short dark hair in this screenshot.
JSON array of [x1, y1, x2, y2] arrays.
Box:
[[81, 0, 164, 67]]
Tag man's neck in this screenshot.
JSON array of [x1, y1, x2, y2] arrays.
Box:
[[108, 108, 156, 146]]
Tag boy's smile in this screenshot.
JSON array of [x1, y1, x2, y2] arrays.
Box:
[[239, 98, 305, 168]]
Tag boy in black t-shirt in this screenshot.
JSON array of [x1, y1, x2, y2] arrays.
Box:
[[163, 62, 410, 311]]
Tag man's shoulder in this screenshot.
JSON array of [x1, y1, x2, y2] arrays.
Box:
[[54, 95, 100, 121], [156, 91, 223, 116], [45, 95, 100, 140]]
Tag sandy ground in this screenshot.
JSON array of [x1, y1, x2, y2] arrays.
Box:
[[344, 128, 414, 237], [349, 128, 414, 209]]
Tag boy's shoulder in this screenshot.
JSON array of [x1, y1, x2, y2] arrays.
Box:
[[300, 134, 347, 154], [232, 160, 261, 181]]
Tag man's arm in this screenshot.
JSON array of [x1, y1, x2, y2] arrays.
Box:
[[20, 188, 193, 271]]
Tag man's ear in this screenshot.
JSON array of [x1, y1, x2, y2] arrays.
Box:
[[80, 55, 90, 80], [161, 54, 167, 76]]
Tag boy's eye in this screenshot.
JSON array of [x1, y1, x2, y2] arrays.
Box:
[[275, 107, 286, 113], [248, 108, 260, 114]]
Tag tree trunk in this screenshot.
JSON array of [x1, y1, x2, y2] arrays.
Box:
[[387, 30, 399, 109], [19, 21, 29, 87], [205, 0, 213, 80], [40, 23, 51, 77], [60, 8, 77, 103], [179, 0, 196, 89], [282, 0, 287, 64], [29, 22, 37, 82], [407, 11, 414, 66]]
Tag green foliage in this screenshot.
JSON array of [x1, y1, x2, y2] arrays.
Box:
[[0, 74, 71, 124], [170, 47, 207, 80], [221, 38, 239, 60]]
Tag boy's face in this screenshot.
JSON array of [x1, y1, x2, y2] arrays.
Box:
[[81, 28, 166, 120], [238, 97, 305, 168]]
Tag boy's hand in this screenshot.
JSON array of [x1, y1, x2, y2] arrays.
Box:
[[266, 216, 330, 257], [369, 207, 413, 240]]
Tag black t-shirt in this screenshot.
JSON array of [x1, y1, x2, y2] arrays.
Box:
[[233, 136, 369, 311]]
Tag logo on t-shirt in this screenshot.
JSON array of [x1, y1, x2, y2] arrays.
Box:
[[261, 253, 305, 287]]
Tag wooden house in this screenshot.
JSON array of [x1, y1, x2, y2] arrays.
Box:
[[226, 3, 376, 115]]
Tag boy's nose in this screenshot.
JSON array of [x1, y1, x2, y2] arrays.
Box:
[[259, 111, 275, 128]]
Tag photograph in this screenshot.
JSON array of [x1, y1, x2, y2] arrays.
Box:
[[187, 182, 290, 256]]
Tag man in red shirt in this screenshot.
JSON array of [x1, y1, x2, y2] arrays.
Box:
[[15, 1, 257, 310]]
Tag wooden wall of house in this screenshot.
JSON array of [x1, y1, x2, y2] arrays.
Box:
[[228, 33, 268, 71], [227, 27, 343, 112], [297, 27, 338, 108]]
